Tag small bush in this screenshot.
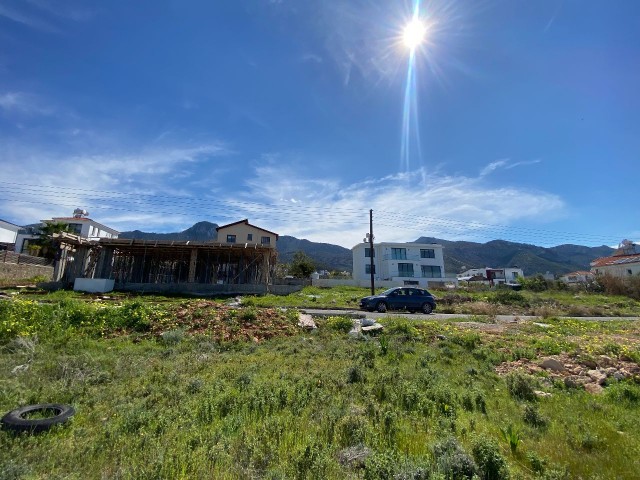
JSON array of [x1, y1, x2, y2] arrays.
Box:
[[336, 413, 370, 447], [472, 435, 509, 479], [500, 424, 522, 454], [526, 451, 546, 475], [605, 382, 640, 404], [347, 365, 365, 384], [326, 316, 353, 334], [519, 274, 549, 292], [523, 404, 549, 428], [240, 306, 258, 322], [160, 329, 184, 346], [506, 371, 538, 401], [433, 437, 478, 479], [490, 290, 529, 307]]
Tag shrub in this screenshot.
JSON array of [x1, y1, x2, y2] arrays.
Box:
[[336, 413, 370, 447], [363, 451, 398, 480], [490, 290, 529, 307], [240, 306, 258, 322], [605, 382, 640, 404], [116, 301, 152, 332], [519, 274, 549, 292], [326, 316, 353, 334], [386, 319, 419, 340], [347, 365, 365, 384], [505, 371, 538, 401], [472, 435, 509, 479], [433, 437, 478, 479], [160, 329, 184, 346], [523, 404, 549, 428]]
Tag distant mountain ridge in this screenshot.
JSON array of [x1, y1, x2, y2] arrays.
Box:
[[119, 222, 613, 276]]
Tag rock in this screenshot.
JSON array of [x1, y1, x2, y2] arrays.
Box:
[[11, 363, 30, 375], [534, 390, 552, 398], [540, 358, 565, 372], [564, 376, 583, 389], [587, 370, 607, 385], [613, 372, 626, 381], [361, 318, 376, 327], [581, 359, 597, 369], [598, 355, 614, 367], [436, 334, 447, 340], [605, 367, 617, 376], [362, 324, 384, 334], [584, 383, 604, 395], [298, 313, 317, 330]]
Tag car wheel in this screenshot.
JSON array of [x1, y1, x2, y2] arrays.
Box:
[[376, 302, 387, 313], [421, 303, 433, 314]]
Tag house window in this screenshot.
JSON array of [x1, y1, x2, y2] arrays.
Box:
[[261, 236, 271, 245], [226, 235, 236, 243], [365, 247, 375, 257], [398, 263, 414, 277], [391, 248, 407, 260], [421, 265, 442, 278], [420, 249, 435, 259], [247, 234, 253, 241], [365, 264, 376, 274], [67, 223, 82, 235]]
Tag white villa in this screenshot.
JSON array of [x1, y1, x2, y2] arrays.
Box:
[[352, 241, 457, 288], [14, 210, 119, 254]]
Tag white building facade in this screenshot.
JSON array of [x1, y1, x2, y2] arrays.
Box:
[[0, 219, 19, 246], [14, 213, 119, 254], [591, 241, 640, 278], [457, 267, 524, 284], [352, 242, 456, 287]]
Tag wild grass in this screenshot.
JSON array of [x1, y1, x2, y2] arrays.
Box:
[[1, 294, 639, 478]]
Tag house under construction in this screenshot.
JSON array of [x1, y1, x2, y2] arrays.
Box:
[[54, 219, 284, 295]]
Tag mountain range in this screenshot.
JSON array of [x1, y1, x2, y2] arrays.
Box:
[[119, 222, 613, 276]]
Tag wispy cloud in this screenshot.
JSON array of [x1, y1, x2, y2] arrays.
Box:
[[0, 4, 59, 33], [300, 53, 323, 64], [229, 162, 566, 247], [480, 158, 541, 177], [0, 92, 56, 116]]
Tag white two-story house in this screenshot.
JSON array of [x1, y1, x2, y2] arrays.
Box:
[[13, 210, 119, 254], [352, 241, 455, 287]]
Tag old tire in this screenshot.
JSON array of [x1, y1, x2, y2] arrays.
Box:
[[1, 404, 75, 433], [421, 303, 433, 314], [376, 302, 387, 313]]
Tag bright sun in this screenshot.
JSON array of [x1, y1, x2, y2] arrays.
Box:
[[403, 18, 427, 50]]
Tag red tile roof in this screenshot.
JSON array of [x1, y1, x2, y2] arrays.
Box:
[[591, 253, 640, 268]]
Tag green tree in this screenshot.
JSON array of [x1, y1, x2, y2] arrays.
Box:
[[289, 251, 316, 278], [35, 221, 72, 259]]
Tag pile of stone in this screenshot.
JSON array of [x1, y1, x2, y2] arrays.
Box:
[[496, 353, 640, 395]]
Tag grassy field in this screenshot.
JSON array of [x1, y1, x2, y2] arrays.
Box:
[[1, 290, 640, 479]]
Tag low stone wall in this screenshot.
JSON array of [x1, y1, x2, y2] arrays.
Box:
[[116, 282, 303, 296], [0, 263, 53, 282]]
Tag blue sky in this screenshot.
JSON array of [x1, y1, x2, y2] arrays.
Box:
[[0, 0, 638, 248]]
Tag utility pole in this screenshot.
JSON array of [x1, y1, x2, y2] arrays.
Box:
[[369, 209, 375, 295]]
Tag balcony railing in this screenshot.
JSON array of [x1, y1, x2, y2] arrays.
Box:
[[383, 254, 437, 261]]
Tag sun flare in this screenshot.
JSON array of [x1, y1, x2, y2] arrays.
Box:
[[403, 18, 426, 50]]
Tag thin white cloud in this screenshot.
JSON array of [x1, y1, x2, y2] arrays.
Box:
[[229, 163, 566, 247], [480, 158, 541, 177], [0, 4, 58, 32], [0, 92, 56, 116], [300, 53, 323, 64]]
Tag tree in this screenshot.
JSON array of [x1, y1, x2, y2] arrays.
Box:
[[288, 251, 316, 278], [35, 221, 72, 259]]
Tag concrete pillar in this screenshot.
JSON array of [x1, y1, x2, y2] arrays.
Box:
[[188, 248, 198, 283]]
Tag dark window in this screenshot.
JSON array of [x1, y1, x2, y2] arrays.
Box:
[[226, 235, 236, 243], [398, 263, 414, 277], [365, 247, 375, 257], [67, 223, 82, 235], [247, 234, 253, 241], [391, 248, 407, 260], [261, 236, 271, 245], [420, 248, 435, 259], [365, 264, 376, 274], [421, 265, 442, 278]]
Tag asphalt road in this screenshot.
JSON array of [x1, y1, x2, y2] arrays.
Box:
[[300, 308, 640, 323]]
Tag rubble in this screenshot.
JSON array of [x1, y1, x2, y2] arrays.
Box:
[[496, 352, 640, 395]]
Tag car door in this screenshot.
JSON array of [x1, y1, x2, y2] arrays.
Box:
[[387, 288, 404, 310], [405, 288, 422, 309]]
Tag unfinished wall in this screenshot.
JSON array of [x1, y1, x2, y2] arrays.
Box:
[[0, 263, 53, 282]]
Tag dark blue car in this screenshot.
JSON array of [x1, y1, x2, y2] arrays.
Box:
[[360, 287, 437, 314]]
